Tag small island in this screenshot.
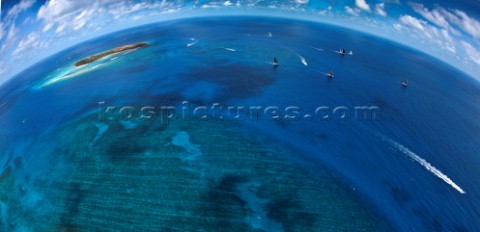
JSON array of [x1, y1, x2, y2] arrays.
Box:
[[74, 42, 149, 67]]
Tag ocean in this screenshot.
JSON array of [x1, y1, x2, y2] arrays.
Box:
[[1, 16, 479, 231]]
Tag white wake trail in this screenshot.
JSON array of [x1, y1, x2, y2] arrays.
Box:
[[311, 69, 328, 76], [187, 40, 199, 47], [383, 136, 466, 194], [299, 56, 308, 66], [286, 47, 308, 66], [311, 46, 324, 52]]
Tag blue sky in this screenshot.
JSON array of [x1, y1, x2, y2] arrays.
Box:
[[0, 0, 479, 84]]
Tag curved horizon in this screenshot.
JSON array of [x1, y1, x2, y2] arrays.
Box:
[[1, 10, 480, 231], [0, 0, 479, 85]]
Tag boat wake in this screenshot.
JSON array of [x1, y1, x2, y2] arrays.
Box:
[[299, 56, 308, 66], [311, 46, 324, 52], [381, 135, 466, 194], [311, 69, 328, 76], [285, 47, 308, 66], [224, 48, 236, 52], [187, 39, 199, 47], [331, 49, 353, 56]]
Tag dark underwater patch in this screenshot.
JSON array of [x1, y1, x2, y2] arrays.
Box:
[[390, 186, 411, 208], [59, 183, 86, 228], [306, 131, 330, 142], [372, 96, 404, 120], [202, 174, 250, 229], [3, 154, 13, 169], [179, 62, 275, 102], [3, 97, 391, 231], [266, 196, 316, 231], [273, 118, 291, 129], [454, 224, 468, 232], [13, 157, 23, 169], [106, 137, 146, 162], [412, 207, 444, 232], [125, 64, 150, 74], [216, 174, 250, 192], [0, 167, 11, 182], [373, 97, 388, 109]]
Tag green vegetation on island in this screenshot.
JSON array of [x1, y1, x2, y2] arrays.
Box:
[[74, 42, 149, 67]]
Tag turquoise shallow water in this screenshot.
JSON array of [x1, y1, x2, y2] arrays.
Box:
[[1, 16, 480, 231], [0, 113, 390, 231]]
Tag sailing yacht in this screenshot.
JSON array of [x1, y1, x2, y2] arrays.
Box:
[[273, 57, 279, 67], [326, 70, 334, 78]]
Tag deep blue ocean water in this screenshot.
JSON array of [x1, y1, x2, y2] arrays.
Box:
[[1, 16, 479, 231]]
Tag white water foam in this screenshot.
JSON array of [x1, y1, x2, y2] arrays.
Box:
[[311, 46, 324, 52], [300, 56, 308, 66], [187, 40, 199, 47], [311, 68, 329, 76], [382, 136, 466, 194], [293, 54, 308, 66], [287, 47, 308, 66], [331, 49, 343, 54]]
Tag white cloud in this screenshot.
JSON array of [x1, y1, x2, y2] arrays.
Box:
[[461, 41, 480, 65], [399, 15, 456, 53], [12, 32, 42, 56], [345, 6, 360, 16], [5, 0, 35, 23], [355, 0, 371, 12], [294, 0, 309, 4], [8, 0, 180, 59], [1, 0, 478, 82], [55, 22, 67, 34], [12, 32, 51, 58], [36, 0, 174, 33], [375, 3, 387, 17], [409, 2, 480, 39], [448, 9, 480, 39], [6, 24, 18, 42], [42, 22, 54, 32], [0, 43, 6, 55], [201, 4, 220, 9], [0, 23, 4, 41], [399, 15, 425, 30], [72, 9, 96, 31], [107, 1, 170, 19], [1, 0, 35, 52], [0, 65, 5, 75], [37, 0, 89, 19], [318, 5, 333, 15], [37, 0, 93, 32], [410, 3, 460, 36], [393, 23, 403, 30]]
